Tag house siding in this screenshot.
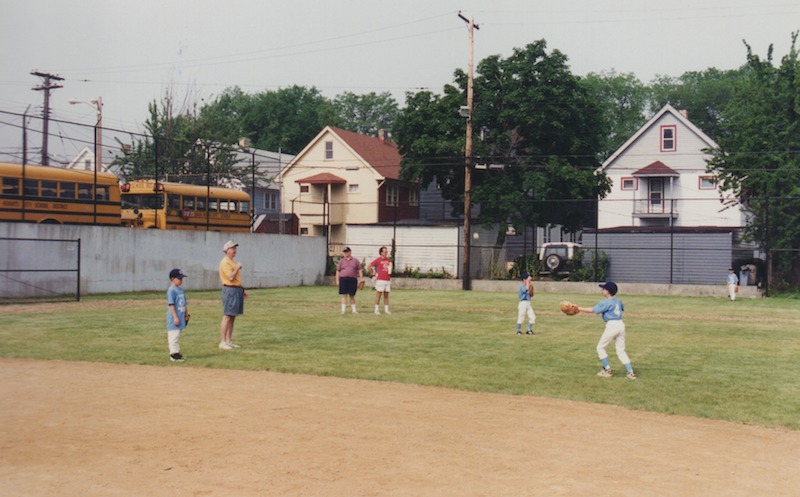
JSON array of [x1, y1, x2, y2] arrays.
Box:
[[346, 225, 459, 276]]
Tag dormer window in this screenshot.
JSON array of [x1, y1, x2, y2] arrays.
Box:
[[660, 125, 676, 152], [325, 141, 333, 160]]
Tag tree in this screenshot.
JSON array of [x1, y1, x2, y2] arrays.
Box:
[[708, 33, 800, 289], [395, 41, 611, 244], [649, 67, 744, 142], [580, 70, 649, 159], [332, 91, 399, 136], [242, 85, 338, 154], [114, 88, 241, 186]]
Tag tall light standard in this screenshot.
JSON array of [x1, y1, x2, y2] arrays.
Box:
[[69, 96, 103, 224], [68, 97, 103, 172]]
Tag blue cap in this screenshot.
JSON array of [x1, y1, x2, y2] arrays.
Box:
[[521, 271, 530, 280], [599, 281, 618, 295], [169, 268, 187, 280]]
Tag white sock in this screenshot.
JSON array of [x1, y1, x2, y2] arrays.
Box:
[[375, 304, 379, 311], [341, 304, 346, 313], [385, 305, 390, 312], [351, 304, 357, 312]]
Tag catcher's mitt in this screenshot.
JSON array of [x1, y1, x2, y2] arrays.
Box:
[[528, 284, 535, 298], [559, 301, 579, 316], [357, 280, 365, 290]]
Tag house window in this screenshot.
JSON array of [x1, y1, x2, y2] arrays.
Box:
[[325, 141, 333, 160], [348, 184, 359, 193], [699, 176, 716, 190], [300, 227, 309, 235], [409, 188, 418, 206], [386, 185, 399, 207], [621, 177, 638, 191], [300, 185, 309, 193], [264, 192, 277, 210], [661, 125, 677, 152]]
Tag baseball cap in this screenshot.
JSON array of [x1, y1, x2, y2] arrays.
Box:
[[599, 281, 618, 295], [223, 240, 238, 252], [343, 247, 352, 253], [169, 268, 187, 280], [520, 271, 530, 280]]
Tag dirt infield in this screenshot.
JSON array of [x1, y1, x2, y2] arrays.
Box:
[[1, 359, 798, 496]]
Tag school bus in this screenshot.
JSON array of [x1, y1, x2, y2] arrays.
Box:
[[0, 162, 121, 225], [121, 179, 251, 232]]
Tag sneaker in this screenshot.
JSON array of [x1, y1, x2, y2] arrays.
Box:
[[375, 309, 381, 315], [627, 371, 637, 380], [227, 342, 241, 348], [525, 330, 534, 335], [597, 368, 613, 378], [352, 310, 358, 314], [218, 342, 233, 350], [384, 309, 391, 314], [170, 353, 184, 362], [516, 330, 522, 335]]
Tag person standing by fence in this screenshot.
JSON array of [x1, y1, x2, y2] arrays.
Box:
[[727, 267, 739, 301], [369, 246, 393, 314], [336, 247, 363, 314]]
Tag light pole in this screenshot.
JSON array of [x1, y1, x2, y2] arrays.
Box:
[[68, 97, 103, 172], [69, 96, 103, 224]]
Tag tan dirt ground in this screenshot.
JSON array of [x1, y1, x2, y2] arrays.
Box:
[[1, 358, 798, 497]]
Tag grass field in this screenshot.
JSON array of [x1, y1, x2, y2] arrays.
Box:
[[1, 286, 798, 430]]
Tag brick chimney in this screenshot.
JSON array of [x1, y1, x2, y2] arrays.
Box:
[[679, 109, 689, 118], [378, 129, 386, 143]]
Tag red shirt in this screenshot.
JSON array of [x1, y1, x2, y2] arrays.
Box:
[[370, 256, 392, 281]]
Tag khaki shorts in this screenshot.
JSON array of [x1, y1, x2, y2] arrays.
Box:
[[374, 279, 391, 293]]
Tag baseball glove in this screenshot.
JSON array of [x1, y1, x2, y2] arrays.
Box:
[[357, 279, 365, 290], [559, 301, 579, 316], [528, 284, 535, 298]]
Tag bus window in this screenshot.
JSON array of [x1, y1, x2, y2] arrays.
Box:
[[24, 179, 39, 196], [2, 177, 20, 196], [78, 184, 92, 200], [208, 199, 218, 212], [219, 200, 234, 212], [59, 182, 76, 199], [196, 197, 206, 211], [240, 200, 249, 213], [182, 196, 194, 210], [41, 181, 57, 198], [96, 186, 109, 201], [168, 194, 181, 210]]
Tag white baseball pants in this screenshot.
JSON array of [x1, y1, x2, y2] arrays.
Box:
[[596, 319, 630, 364]]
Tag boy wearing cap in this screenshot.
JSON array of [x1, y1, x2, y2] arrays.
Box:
[[576, 282, 636, 380], [515, 272, 536, 335], [166, 268, 189, 362], [727, 267, 739, 301]]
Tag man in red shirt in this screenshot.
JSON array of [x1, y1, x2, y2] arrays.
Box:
[[369, 246, 392, 314]]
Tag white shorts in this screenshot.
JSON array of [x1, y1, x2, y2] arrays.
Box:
[[374, 279, 391, 293]]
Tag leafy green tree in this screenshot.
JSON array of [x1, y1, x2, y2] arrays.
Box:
[[396, 41, 611, 244], [332, 91, 399, 136], [580, 70, 649, 159], [649, 67, 744, 141], [242, 85, 338, 154], [708, 33, 800, 289]]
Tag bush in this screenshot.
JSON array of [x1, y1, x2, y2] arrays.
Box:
[[508, 254, 539, 280], [567, 248, 609, 282], [398, 266, 453, 279]]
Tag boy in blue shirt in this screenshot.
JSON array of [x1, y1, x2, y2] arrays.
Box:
[[577, 282, 636, 380], [515, 272, 536, 335], [166, 268, 190, 362]]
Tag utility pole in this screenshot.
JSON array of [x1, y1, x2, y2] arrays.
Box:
[[458, 12, 478, 290], [31, 71, 64, 166]]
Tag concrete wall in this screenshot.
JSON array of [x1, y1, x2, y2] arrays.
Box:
[[0, 223, 327, 297]]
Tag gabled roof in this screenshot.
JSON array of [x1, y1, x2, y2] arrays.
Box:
[[329, 127, 402, 179], [632, 161, 680, 177], [296, 172, 346, 184], [601, 104, 719, 170], [282, 126, 402, 181]]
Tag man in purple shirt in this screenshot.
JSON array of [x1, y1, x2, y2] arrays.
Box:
[[335, 247, 363, 314]]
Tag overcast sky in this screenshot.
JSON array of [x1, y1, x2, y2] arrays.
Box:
[[1, 0, 798, 133]]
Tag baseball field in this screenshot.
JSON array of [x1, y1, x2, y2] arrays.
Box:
[[1, 286, 799, 495]]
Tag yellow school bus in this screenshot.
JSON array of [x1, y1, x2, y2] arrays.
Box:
[[0, 162, 121, 225], [121, 179, 251, 232]]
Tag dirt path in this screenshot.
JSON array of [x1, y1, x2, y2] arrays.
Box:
[[1, 358, 798, 497]]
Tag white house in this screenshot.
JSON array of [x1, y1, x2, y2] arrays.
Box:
[[598, 104, 746, 230]]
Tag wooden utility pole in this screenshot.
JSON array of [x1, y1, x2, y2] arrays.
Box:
[[458, 12, 478, 290], [31, 71, 64, 165]]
